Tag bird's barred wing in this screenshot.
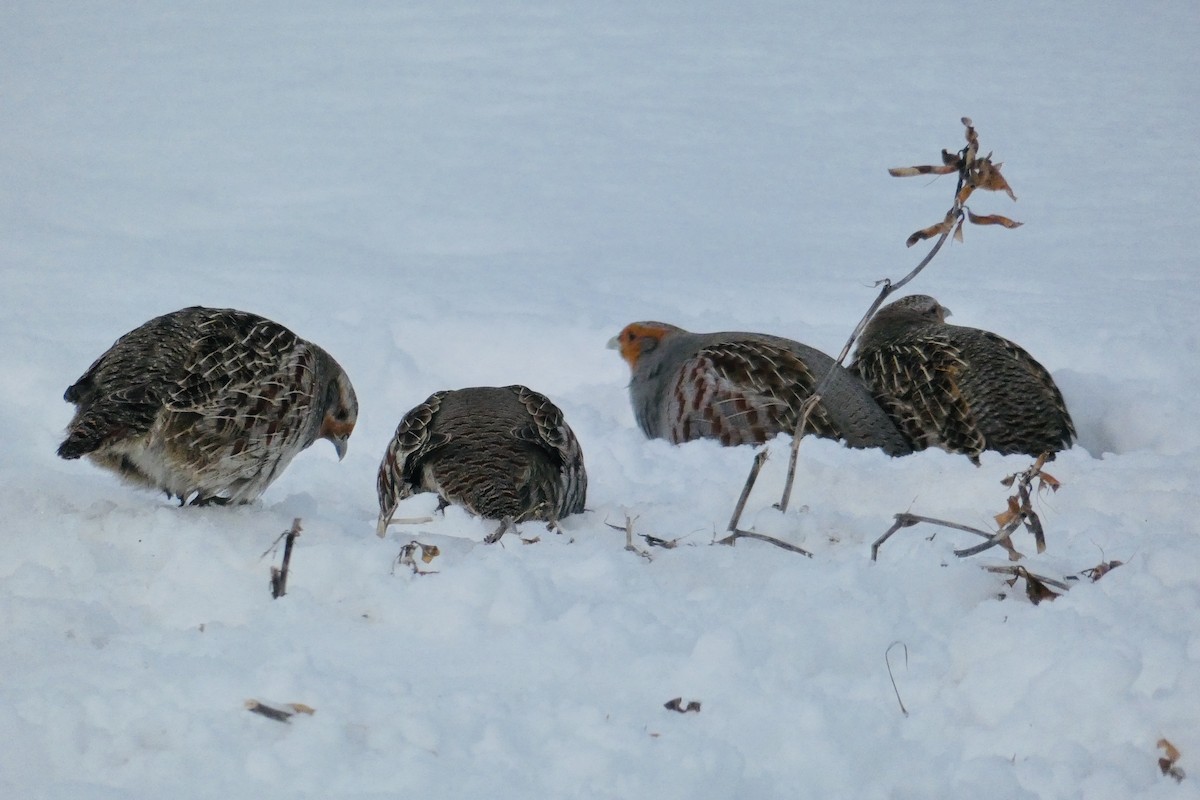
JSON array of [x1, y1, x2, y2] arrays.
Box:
[[669, 341, 837, 446]]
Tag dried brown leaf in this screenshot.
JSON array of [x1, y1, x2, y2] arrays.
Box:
[[419, 544, 440, 563], [953, 217, 965, 243], [994, 496, 1022, 529], [1038, 471, 1062, 492], [1158, 738, 1185, 782], [889, 164, 958, 177], [905, 210, 960, 248], [1024, 571, 1060, 605], [967, 210, 1023, 229], [1083, 560, 1123, 582], [972, 159, 1017, 200]]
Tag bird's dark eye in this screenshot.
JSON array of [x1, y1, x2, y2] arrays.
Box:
[[625, 331, 635, 341]]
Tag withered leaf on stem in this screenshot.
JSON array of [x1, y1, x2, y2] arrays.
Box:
[[994, 496, 1022, 529], [1038, 471, 1062, 492], [971, 159, 1017, 200], [889, 164, 958, 177], [905, 210, 960, 248], [1024, 571, 1060, 605], [967, 210, 1023, 229]]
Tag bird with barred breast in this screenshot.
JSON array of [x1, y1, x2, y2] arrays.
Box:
[[58, 306, 358, 505], [849, 294, 1075, 463], [608, 321, 913, 456], [376, 385, 587, 543]]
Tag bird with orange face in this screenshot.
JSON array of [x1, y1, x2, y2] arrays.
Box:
[[609, 321, 912, 455], [58, 306, 358, 505]]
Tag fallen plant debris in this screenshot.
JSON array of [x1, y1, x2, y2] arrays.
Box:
[[1080, 559, 1123, 582], [261, 518, 302, 599], [393, 540, 441, 575], [664, 697, 701, 714], [244, 699, 316, 724], [1158, 738, 1186, 782], [605, 514, 652, 561], [872, 455, 1063, 562], [986, 565, 1065, 605], [885, 641, 909, 717]]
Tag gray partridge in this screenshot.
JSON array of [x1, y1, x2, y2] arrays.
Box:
[[849, 294, 1076, 462], [608, 321, 913, 455], [376, 385, 587, 541], [58, 306, 358, 504]]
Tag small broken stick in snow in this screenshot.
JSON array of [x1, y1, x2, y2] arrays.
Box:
[[245, 699, 316, 724], [605, 514, 651, 561], [261, 518, 302, 599]]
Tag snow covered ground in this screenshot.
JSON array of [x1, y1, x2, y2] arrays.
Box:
[[3, 1, 1199, 797]]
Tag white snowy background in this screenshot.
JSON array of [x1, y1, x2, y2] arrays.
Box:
[[3, 1, 1199, 797]]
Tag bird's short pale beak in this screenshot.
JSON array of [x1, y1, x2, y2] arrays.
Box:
[[332, 435, 349, 461], [606, 335, 620, 350]]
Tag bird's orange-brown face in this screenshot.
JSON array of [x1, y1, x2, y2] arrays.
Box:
[[319, 371, 358, 460], [607, 322, 678, 369]]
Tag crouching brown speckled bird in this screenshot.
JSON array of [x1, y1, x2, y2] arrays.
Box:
[[58, 306, 358, 505], [376, 385, 587, 542], [609, 321, 913, 456], [849, 294, 1075, 462]]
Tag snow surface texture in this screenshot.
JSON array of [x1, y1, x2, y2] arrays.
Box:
[[3, 2, 1199, 797]]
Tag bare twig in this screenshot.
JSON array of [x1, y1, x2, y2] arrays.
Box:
[[605, 514, 652, 561], [728, 449, 769, 532], [885, 641, 909, 717], [872, 512, 1005, 561], [774, 118, 1011, 515], [874, 455, 1061, 561], [717, 528, 813, 558], [266, 518, 302, 599]]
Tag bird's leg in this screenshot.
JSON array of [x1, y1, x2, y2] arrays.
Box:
[[484, 517, 515, 544], [435, 496, 451, 515], [191, 494, 231, 507]]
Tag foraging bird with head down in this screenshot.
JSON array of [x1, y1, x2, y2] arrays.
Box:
[[609, 321, 913, 456], [58, 306, 358, 505], [376, 385, 587, 542], [849, 294, 1075, 462]]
